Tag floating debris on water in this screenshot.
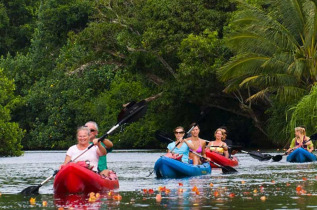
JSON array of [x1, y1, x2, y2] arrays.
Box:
[[29, 197, 36, 205]]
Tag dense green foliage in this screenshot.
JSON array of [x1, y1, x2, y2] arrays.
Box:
[[0, 68, 24, 156], [1, 0, 317, 155]]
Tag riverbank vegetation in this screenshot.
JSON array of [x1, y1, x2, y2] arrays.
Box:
[[1, 0, 316, 155]]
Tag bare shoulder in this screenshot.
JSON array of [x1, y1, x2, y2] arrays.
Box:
[[200, 139, 207, 145]]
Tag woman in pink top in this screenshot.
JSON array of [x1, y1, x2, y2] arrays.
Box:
[[61, 126, 107, 172], [187, 124, 208, 165]]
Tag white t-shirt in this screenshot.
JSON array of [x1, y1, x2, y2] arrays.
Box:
[[66, 144, 101, 171]]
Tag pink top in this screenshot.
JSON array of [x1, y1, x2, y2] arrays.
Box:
[[190, 139, 202, 153]]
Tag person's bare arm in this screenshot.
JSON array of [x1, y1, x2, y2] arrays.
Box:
[[224, 150, 229, 158], [63, 155, 71, 164], [60, 155, 71, 169], [94, 139, 107, 155], [184, 139, 194, 150], [202, 140, 211, 161], [102, 139, 113, 148], [202, 140, 207, 157]]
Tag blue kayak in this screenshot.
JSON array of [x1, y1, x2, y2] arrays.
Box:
[[286, 148, 317, 163], [154, 156, 211, 178]]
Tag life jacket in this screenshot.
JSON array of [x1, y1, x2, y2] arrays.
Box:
[[210, 142, 225, 155], [295, 136, 310, 149]]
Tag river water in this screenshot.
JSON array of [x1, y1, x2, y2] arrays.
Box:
[[1, 150, 317, 209]]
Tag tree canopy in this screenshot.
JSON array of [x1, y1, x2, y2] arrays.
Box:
[[1, 0, 317, 155]]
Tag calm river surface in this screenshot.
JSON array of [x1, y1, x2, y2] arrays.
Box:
[[1, 150, 317, 209]]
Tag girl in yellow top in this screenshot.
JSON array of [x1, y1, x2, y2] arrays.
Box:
[[207, 128, 229, 158], [286, 127, 314, 154]]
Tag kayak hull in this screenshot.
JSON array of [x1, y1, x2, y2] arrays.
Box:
[[205, 149, 239, 168], [154, 156, 211, 178], [286, 148, 317, 163], [53, 162, 119, 194]]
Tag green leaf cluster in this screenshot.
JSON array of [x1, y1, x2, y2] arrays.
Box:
[[0, 68, 24, 156]]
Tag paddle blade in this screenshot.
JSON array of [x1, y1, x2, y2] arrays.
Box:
[[230, 145, 243, 151], [117, 100, 147, 125], [221, 166, 238, 174], [20, 185, 40, 195], [117, 101, 136, 122], [248, 151, 272, 161], [272, 155, 283, 162]]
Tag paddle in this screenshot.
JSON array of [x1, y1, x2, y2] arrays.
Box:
[[168, 108, 211, 153], [155, 130, 238, 174], [240, 150, 273, 161], [146, 108, 212, 177], [204, 142, 243, 151], [169, 124, 195, 153], [20, 100, 147, 195], [244, 132, 317, 162]]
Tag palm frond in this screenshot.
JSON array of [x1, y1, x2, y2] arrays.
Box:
[[218, 53, 269, 83], [273, 0, 305, 39], [239, 75, 260, 87], [239, 74, 298, 89], [226, 32, 278, 55], [245, 88, 269, 102], [276, 86, 307, 102], [302, 0, 317, 48]]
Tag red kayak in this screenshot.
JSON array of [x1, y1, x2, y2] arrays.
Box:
[[205, 149, 239, 168], [54, 162, 119, 194]]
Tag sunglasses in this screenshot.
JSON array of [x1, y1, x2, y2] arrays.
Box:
[[174, 131, 185, 134], [90, 129, 97, 132]]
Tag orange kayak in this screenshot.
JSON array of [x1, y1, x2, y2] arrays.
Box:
[[205, 149, 239, 168], [54, 162, 119, 194]]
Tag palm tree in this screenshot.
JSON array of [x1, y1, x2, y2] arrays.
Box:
[[217, 0, 317, 139], [219, 0, 317, 103]]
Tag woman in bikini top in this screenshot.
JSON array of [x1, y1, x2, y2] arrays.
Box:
[[207, 128, 229, 158], [286, 127, 314, 154], [187, 124, 208, 165], [190, 139, 202, 153]]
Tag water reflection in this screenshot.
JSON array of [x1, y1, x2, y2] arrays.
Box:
[[54, 193, 121, 209]]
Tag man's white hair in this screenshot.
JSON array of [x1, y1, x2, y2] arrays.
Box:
[[85, 121, 99, 131]]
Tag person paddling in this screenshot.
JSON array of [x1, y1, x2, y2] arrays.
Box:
[[61, 126, 107, 172], [219, 126, 238, 157], [187, 124, 208, 165], [219, 126, 232, 147], [207, 128, 229, 158], [85, 121, 113, 177], [167, 126, 195, 163], [286, 127, 314, 154]]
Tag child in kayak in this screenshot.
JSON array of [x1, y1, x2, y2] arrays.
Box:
[[286, 126, 314, 154], [167, 126, 195, 163], [61, 126, 107, 172], [207, 128, 229, 158]]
